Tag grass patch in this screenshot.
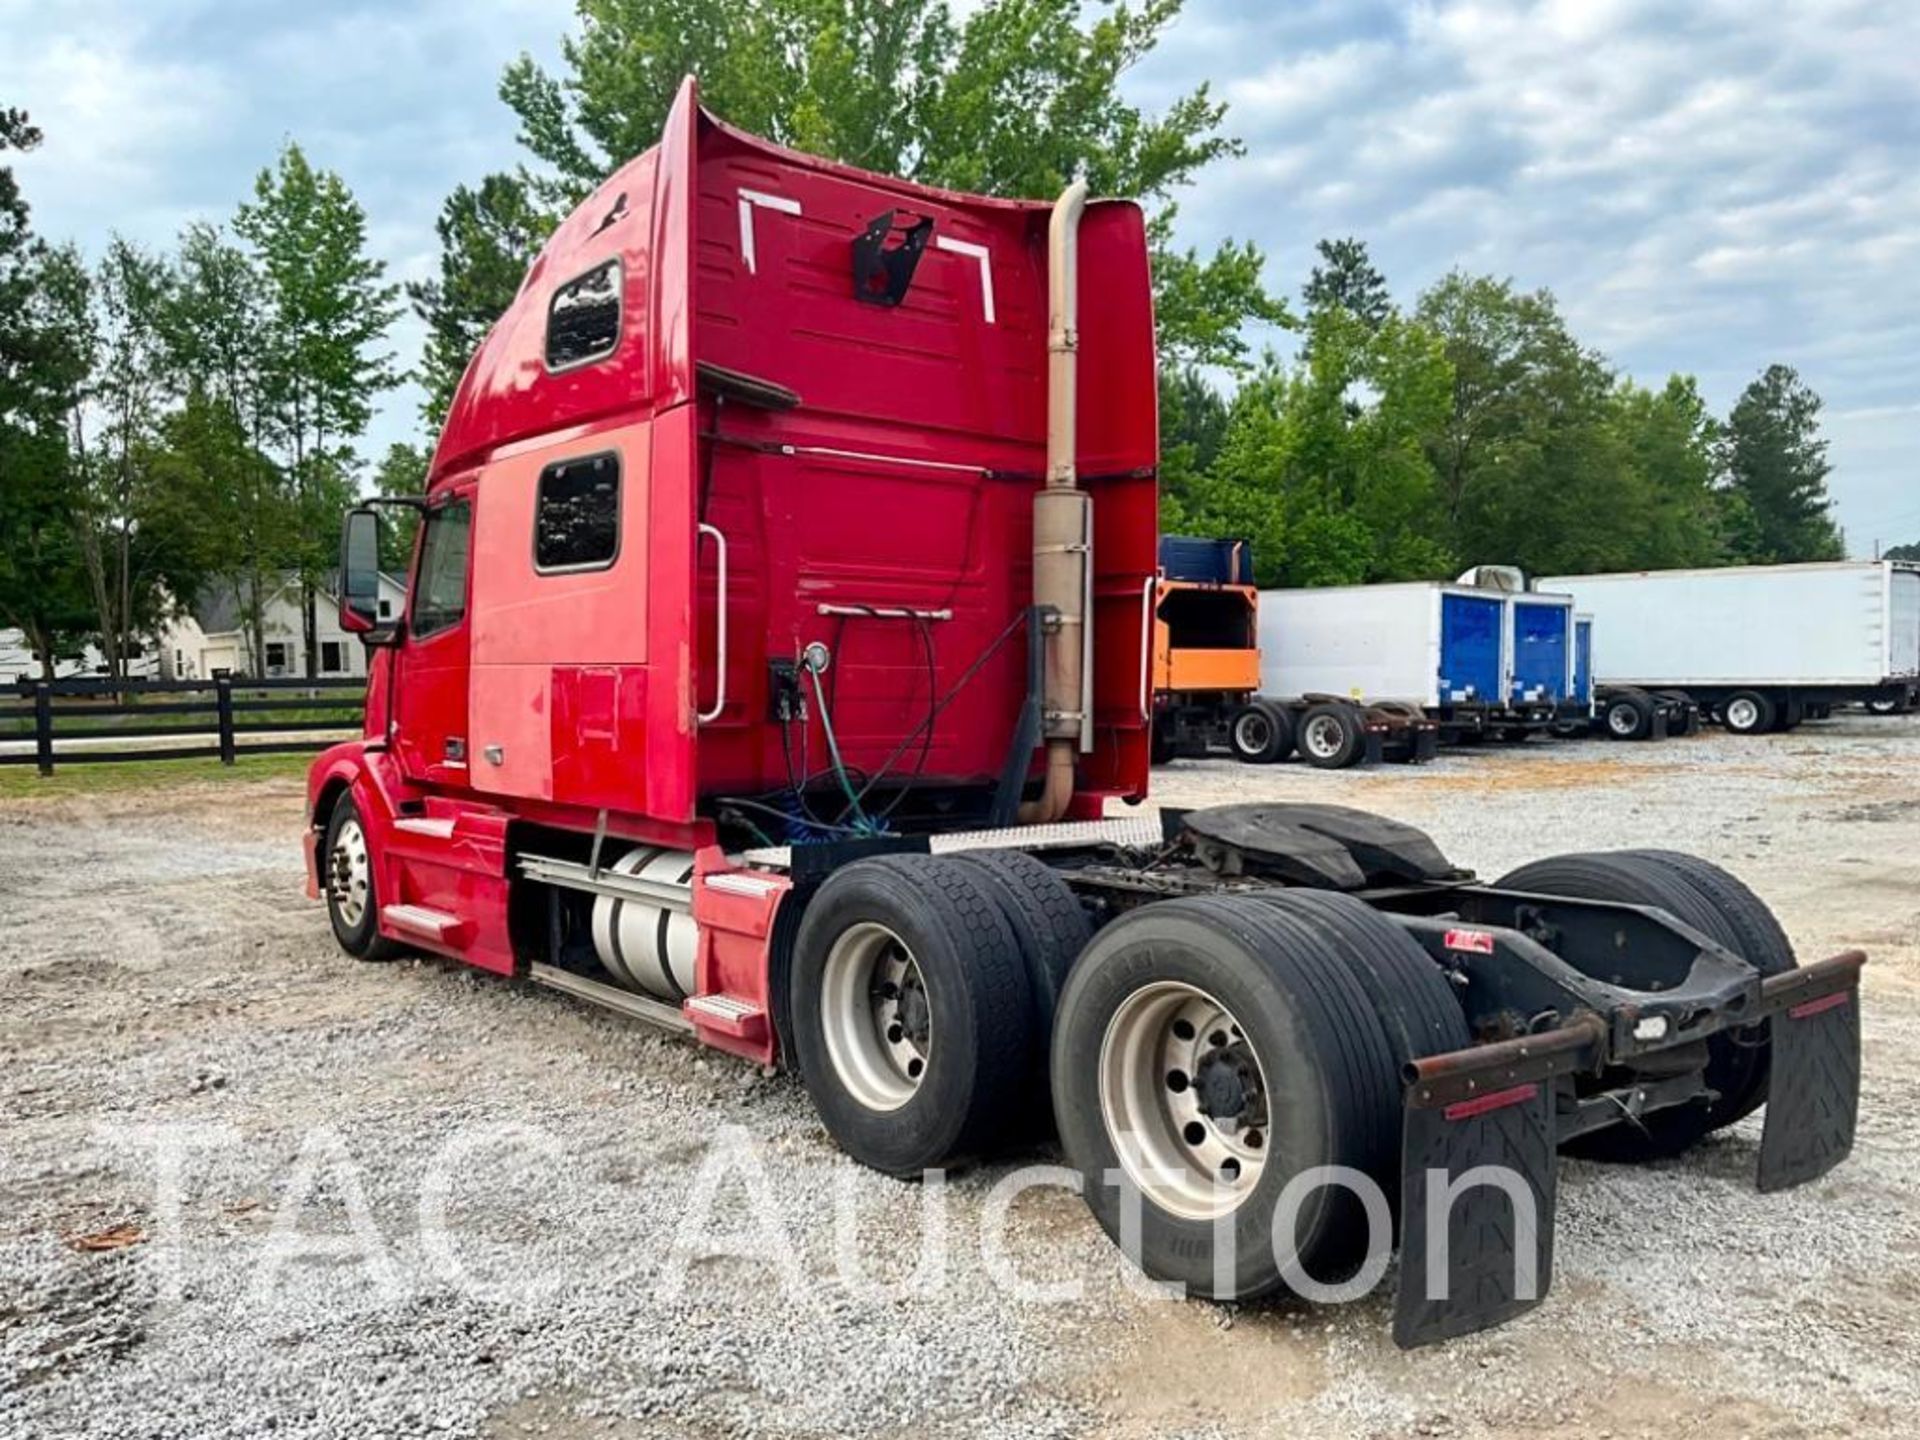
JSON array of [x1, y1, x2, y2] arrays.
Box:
[[0, 751, 315, 800]]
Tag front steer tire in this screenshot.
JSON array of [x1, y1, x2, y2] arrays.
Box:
[[321, 797, 403, 962], [790, 855, 1036, 1176]]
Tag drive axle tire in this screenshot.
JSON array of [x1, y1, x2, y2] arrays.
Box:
[[1297, 703, 1365, 769], [1613, 849, 1796, 1127], [1248, 890, 1470, 1083], [948, 849, 1090, 1033], [791, 855, 1035, 1176], [1721, 690, 1775, 736], [1493, 851, 1789, 1161], [1603, 692, 1654, 741], [1227, 701, 1291, 764], [1051, 896, 1401, 1300], [322, 797, 403, 961]]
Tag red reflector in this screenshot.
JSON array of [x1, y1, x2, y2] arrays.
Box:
[[1443, 1082, 1539, 1122], [1788, 991, 1851, 1021], [1444, 928, 1496, 955]]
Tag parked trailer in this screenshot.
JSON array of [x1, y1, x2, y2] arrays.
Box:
[[1547, 612, 1698, 742], [305, 81, 1862, 1351], [1257, 581, 1526, 739], [1866, 564, 1920, 714], [1150, 539, 1436, 769], [1539, 561, 1920, 734]]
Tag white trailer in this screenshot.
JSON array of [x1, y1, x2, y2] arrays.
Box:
[[1258, 582, 1540, 735], [1536, 561, 1920, 733]]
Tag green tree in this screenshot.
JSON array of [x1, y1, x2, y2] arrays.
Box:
[[1608, 374, 1725, 568], [407, 174, 546, 429], [1196, 306, 1454, 588], [1302, 237, 1390, 330], [236, 142, 403, 674], [1415, 271, 1658, 576], [1156, 366, 1228, 530], [0, 240, 98, 679], [371, 441, 430, 571], [71, 236, 176, 681], [148, 390, 304, 675], [1720, 363, 1844, 563], [415, 0, 1282, 433], [1885, 541, 1920, 562]]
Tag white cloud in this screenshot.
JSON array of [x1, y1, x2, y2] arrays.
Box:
[[1144, 0, 1920, 551]]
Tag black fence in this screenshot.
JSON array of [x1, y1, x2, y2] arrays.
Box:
[[1, 675, 366, 775]]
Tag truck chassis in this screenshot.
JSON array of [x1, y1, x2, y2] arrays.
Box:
[[316, 793, 1863, 1349]]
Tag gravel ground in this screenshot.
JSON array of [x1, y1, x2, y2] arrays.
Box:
[[2, 716, 1917, 1439]]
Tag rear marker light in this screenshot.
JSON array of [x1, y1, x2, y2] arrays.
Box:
[[1443, 928, 1496, 955], [1788, 991, 1851, 1021], [1444, 1083, 1539, 1122]]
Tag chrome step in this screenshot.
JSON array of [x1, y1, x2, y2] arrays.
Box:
[[381, 903, 463, 941]]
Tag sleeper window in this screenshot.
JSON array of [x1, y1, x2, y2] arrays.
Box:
[[545, 260, 621, 370], [535, 453, 620, 572]]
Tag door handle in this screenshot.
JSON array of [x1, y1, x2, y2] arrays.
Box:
[[698, 523, 728, 724]]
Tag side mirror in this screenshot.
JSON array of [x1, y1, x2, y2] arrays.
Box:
[[339, 508, 384, 636]]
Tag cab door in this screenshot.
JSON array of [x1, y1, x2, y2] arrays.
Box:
[[393, 482, 476, 787]]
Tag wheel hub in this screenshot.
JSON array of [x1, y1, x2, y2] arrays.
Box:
[[327, 818, 370, 928], [1193, 1043, 1262, 1127], [1098, 982, 1271, 1220], [821, 922, 931, 1112]]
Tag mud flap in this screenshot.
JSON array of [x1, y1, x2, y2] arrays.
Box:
[[1393, 1080, 1559, 1349], [1758, 988, 1861, 1193]]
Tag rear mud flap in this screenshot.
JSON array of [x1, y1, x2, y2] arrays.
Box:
[[1758, 988, 1861, 1192], [1393, 1080, 1558, 1348]]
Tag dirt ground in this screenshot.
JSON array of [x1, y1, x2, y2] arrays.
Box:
[[1, 719, 1917, 1439]]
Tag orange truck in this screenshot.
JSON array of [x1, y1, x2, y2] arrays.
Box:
[[1149, 537, 1438, 768]]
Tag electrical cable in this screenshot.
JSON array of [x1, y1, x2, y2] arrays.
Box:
[[874, 610, 940, 822], [808, 660, 882, 835], [837, 607, 1029, 822]]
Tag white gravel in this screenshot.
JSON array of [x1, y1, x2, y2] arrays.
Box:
[[3, 715, 1918, 1439]]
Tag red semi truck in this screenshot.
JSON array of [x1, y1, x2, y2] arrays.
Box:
[[309, 79, 1862, 1347]]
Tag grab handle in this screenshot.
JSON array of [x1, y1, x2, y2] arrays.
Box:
[[698, 523, 728, 724], [1138, 576, 1156, 723]]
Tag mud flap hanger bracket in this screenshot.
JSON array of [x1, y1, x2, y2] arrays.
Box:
[[1391, 950, 1864, 1349]]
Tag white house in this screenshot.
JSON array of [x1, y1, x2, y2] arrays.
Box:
[[156, 571, 407, 680]]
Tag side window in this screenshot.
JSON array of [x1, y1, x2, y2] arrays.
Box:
[[545, 259, 621, 371], [411, 499, 472, 639], [535, 453, 620, 572]]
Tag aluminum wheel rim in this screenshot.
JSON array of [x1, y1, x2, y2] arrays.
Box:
[[1727, 697, 1759, 731], [1098, 981, 1270, 1221], [328, 816, 371, 928], [1233, 711, 1272, 755], [1608, 704, 1638, 736], [1303, 714, 1343, 759], [820, 922, 930, 1112]]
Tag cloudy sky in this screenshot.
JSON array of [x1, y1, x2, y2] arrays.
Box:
[[5, 0, 1916, 552]]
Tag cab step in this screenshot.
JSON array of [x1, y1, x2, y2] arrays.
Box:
[[381, 904, 466, 943], [684, 993, 768, 1040]]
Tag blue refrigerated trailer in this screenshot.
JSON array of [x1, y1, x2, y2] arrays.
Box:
[[1507, 592, 1575, 722]]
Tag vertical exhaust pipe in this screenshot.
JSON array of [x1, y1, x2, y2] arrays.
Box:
[[1020, 179, 1091, 825]]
